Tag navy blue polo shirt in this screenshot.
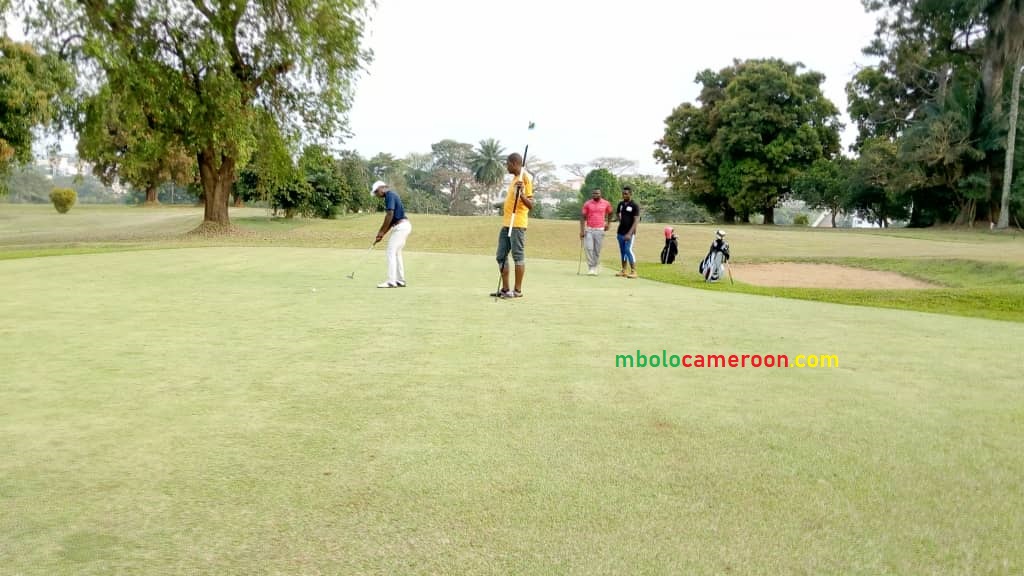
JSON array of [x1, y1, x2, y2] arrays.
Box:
[[384, 190, 406, 227]]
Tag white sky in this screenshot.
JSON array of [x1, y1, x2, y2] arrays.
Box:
[[345, 0, 881, 177], [13, 1, 882, 176]]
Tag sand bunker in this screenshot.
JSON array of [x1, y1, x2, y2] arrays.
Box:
[[729, 263, 936, 290]]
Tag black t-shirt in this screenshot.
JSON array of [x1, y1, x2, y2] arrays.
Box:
[[616, 200, 640, 235]]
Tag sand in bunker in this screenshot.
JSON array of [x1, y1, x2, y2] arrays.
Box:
[[729, 263, 937, 290]]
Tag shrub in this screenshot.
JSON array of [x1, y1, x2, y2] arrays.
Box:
[[50, 188, 77, 213], [793, 213, 809, 226]]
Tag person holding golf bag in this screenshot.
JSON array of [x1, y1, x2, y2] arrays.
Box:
[[490, 152, 533, 298], [580, 188, 612, 275], [371, 180, 411, 288]]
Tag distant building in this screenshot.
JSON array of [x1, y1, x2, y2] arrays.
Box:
[[34, 154, 87, 179], [32, 153, 127, 197]]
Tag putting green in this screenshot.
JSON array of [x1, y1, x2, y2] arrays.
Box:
[[2, 247, 1022, 574]]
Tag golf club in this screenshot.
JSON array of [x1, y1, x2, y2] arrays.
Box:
[[577, 236, 583, 275], [346, 241, 377, 279], [727, 261, 734, 284], [506, 123, 532, 241]]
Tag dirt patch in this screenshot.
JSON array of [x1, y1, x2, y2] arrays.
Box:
[[183, 222, 259, 239], [730, 263, 937, 290]]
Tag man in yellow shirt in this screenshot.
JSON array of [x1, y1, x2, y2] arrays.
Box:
[[490, 152, 533, 298]]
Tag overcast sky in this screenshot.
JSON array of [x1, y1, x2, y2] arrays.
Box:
[[345, 0, 881, 177], [13, 1, 883, 176]]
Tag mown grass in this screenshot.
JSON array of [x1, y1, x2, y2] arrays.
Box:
[[4, 204, 1021, 322], [2, 247, 1022, 574]]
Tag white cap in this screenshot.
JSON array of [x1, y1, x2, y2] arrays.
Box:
[[716, 229, 726, 238], [371, 180, 387, 196]]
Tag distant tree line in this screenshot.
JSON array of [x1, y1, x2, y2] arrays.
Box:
[[655, 2, 1024, 228], [5, 1, 1020, 228]]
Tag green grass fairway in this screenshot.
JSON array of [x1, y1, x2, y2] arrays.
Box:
[[5, 204, 1022, 322], [2, 246, 1023, 574]]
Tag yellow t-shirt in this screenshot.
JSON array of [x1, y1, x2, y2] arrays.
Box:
[[502, 170, 533, 228]]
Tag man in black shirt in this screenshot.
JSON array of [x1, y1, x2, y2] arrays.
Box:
[[614, 186, 640, 278]]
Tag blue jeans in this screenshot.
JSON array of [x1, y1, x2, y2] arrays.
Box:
[[617, 233, 635, 267]]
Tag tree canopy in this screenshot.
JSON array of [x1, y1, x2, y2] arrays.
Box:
[[655, 58, 842, 224], [23, 0, 372, 226], [0, 37, 72, 193], [846, 0, 1024, 226]]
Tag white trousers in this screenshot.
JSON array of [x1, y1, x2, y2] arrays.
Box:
[[385, 219, 412, 284]]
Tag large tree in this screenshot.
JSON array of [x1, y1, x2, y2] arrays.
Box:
[[792, 157, 855, 227], [656, 58, 842, 224], [848, 137, 912, 227], [714, 59, 842, 224], [855, 0, 1024, 226], [0, 36, 72, 193], [334, 150, 369, 214], [77, 84, 194, 205], [232, 111, 295, 210], [24, 0, 371, 228], [654, 102, 730, 219], [579, 168, 619, 203], [429, 139, 475, 215], [401, 152, 444, 214]]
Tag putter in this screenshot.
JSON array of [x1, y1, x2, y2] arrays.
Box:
[[346, 242, 377, 279], [727, 261, 734, 285]]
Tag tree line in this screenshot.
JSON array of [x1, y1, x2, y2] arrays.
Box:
[[3, 1, 1021, 228], [655, 1, 1024, 228]]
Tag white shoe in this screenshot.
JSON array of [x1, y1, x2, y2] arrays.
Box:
[[587, 268, 597, 276], [377, 282, 397, 288], [395, 281, 406, 287]]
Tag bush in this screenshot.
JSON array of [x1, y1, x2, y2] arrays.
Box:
[[793, 213, 809, 226], [49, 188, 77, 213]]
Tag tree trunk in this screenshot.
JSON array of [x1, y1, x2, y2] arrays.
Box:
[[198, 148, 236, 226], [830, 209, 837, 228], [723, 205, 736, 223], [763, 203, 775, 225], [983, 44, 1007, 225], [954, 198, 973, 226], [145, 184, 159, 205], [998, 58, 1022, 228]]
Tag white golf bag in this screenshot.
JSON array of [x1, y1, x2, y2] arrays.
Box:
[[698, 239, 729, 282]]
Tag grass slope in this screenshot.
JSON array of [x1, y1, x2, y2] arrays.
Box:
[[3, 205, 1022, 322]]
